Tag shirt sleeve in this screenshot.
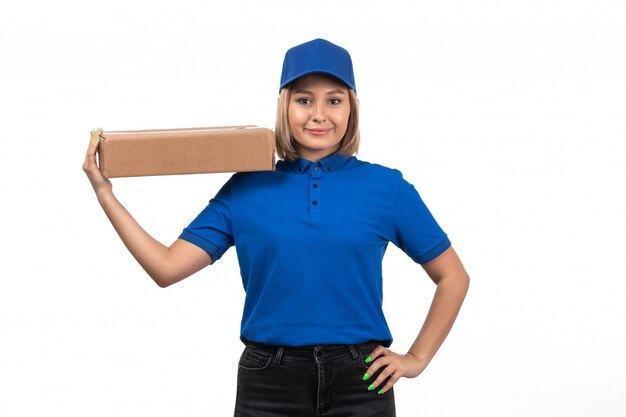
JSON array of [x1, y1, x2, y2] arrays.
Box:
[[390, 174, 451, 264], [178, 177, 234, 262]]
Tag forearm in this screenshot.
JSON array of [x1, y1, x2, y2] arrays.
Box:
[[97, 190, 172, 286], [407, 273, 469, 364], [361, 248, 469, 393]]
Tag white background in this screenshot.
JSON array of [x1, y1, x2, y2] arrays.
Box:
[[1, 0, 625, 416]]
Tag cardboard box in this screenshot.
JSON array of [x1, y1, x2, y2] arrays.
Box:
[[98, 125, 275, 178]]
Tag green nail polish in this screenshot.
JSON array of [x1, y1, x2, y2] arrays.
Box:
[[367, 383, 375, 391], [95, 137, 100, 143], [362, 373, 369, 381], [378, 388, 384, 395], [365, 356, 372, 363]]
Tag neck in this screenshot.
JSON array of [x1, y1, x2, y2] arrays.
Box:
[[294, 148, 338, 163]]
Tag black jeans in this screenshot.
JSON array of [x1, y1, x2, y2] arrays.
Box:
[[234, 340, 396, 417]]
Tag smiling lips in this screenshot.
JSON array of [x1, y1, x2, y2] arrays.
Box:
[[306, 128, 332, 136]]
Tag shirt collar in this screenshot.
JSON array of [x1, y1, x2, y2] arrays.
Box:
[[278, 153, 353, 174]]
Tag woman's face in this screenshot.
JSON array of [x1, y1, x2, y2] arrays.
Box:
[[288, 74, 350, 162]]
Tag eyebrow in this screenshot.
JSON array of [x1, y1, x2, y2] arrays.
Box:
[[292, 88, 347, 95]]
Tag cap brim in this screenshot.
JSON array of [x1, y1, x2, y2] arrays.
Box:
[[279, 69, 356, 92]]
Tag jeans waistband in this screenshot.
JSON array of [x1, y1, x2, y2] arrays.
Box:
[[243, 339, 382, 363]]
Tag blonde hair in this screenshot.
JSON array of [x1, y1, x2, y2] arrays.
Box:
[[274, 85, 360, 161]]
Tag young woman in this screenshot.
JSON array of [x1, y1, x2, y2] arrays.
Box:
[[83, 38, 469, 417]]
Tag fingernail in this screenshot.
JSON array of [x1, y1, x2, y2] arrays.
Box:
[[367, 383, 375, 391], [90, 129, 94, 134], [377, 388, 384, 395], [365, 356, 372, 363], [95, 137, 100, 143], [362, 373, 369, 381]]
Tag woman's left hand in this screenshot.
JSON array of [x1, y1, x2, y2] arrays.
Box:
[[361, 346, 429, 394]]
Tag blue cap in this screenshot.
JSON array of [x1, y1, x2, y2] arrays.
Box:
[[279, 38, 356, 94]]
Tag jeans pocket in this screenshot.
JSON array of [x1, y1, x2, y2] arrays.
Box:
[[238, 345, 272, 371], [357, 345, 376, 370], [357, 349, 373, 371]]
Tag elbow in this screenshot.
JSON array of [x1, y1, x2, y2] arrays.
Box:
[[441, 272, 470, 295], [149, 271, 178, 288], [150, 274, 170, 288], [155, 278, 171, 288], [459, 272, 470, 290], [459, 273, 470, 297]]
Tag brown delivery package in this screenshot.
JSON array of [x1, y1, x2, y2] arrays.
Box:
[[98, 125, 275, 178]]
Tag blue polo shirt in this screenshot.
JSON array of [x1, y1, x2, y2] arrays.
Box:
[[179, 153, 451, 347]]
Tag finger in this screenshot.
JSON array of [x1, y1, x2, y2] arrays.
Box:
[[85, 134, 98, 161], [367, 367, 396, 394], [84, 128, 104, 170], [362, 354, 387, 381], [94, 128, 104, 142], [377, 372, 401, 395], [89, 127, 103, 140], [365, 345, 386, 363], [369, 363, 394, 389], [86, 127, 103, 156]]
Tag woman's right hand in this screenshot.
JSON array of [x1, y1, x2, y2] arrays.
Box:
[[82, 127, 113, 200], [80, 127, 213, 286]]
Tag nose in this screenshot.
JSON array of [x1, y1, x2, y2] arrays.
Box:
[[312, 101, 327, 122]]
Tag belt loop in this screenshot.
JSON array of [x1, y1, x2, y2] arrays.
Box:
[[273, 347, 284, 366], [347, 344, 359, 360]]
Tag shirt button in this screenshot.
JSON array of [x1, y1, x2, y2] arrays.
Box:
[[312, 200, 318, 205], [313, 166, 319, 171], [327, 167, 333, 172], [312, 183, 318, 188]]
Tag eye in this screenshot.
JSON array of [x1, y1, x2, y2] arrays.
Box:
[[329, 98, 342, 105], [297, 97, 311, 105]]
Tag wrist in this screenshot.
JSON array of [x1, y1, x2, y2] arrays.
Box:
[[406, 350, 432, 366], [96, 188, 115, 206]]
